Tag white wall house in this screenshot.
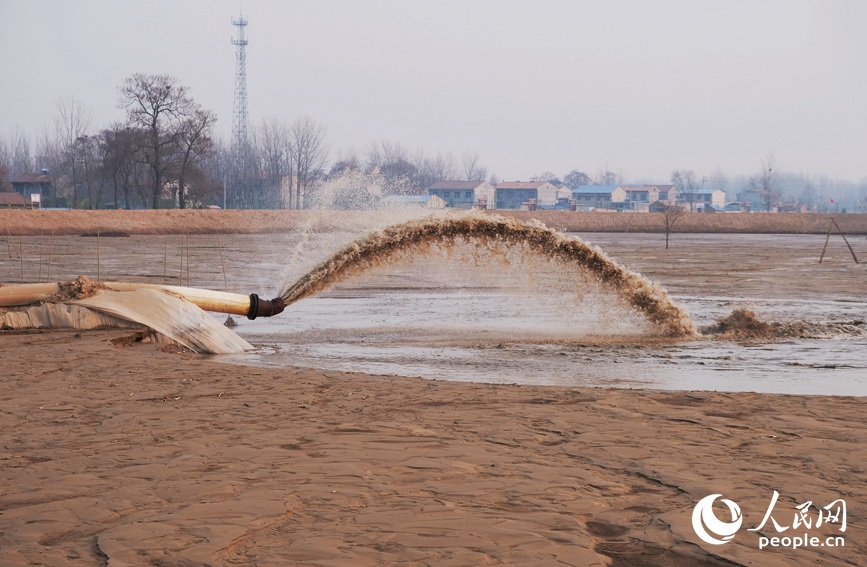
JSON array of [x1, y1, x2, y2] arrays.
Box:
[[429, 181, 496, 209], [494, 181, 561, 209]]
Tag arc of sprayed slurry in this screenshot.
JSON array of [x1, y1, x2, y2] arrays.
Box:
[[279, 215, 696, 337]]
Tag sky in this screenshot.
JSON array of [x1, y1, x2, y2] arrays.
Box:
[[1, 0, 865, 183]]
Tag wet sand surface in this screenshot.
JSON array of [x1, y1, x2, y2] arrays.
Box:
[[1, 329, 864, 566], [2, 223, 867, 565]]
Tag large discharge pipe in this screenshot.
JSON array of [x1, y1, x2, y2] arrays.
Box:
[[0, 281, 286, 320]]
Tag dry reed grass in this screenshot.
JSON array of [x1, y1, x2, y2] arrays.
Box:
[[2, 209, 866, 236]]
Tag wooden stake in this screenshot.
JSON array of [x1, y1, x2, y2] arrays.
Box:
[[4, 221, 13, 258], [47, 231, 54, 282], [163, 234, 168, 285], [179, 234, 189, 287], [217, 234, 229, 292], [97, 229, 101, 281], [19, 235, 24, 282], [178, 235, 184, 286], [832, 219, 859, 264], [819, 220, 833, 263], [186, 234, 191, 287], [38, 230, 44, 282]]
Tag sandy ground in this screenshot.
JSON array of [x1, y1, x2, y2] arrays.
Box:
[[2, 213, 866, 565], [0, 329, 864, 566]]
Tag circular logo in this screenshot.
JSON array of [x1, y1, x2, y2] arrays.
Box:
[[692, 494, 743, 545]]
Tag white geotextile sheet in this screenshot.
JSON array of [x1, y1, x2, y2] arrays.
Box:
[[73, 288, 253, 354], [1, 303, 136, 330]]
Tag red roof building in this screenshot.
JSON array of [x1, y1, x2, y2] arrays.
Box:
[[0, 192, 29, 207]]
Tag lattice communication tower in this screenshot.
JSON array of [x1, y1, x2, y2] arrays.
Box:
[[231, 14, 249, 169]]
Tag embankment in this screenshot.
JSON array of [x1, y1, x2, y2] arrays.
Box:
[[1, 208, 866, 235]]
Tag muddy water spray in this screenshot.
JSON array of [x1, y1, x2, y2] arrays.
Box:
[[279, 214, 696, 337]]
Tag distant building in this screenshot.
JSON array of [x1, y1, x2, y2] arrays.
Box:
[[571, 184, 680, 212], [649, 200, 672, 213], [572, 185, 626, 210], [0, 192, 30, 208], [690, 189, 727, 211], [383, 194, 447, 209], [736, 188, 770, 212], [644, 184, 678, 205], [428, 181, 496, 209], [11, 173, 54, 203], [494, 181, 563, 209]]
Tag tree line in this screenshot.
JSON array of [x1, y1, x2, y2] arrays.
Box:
[[0, 73, 496, 210], [2, 73, 865, 211]]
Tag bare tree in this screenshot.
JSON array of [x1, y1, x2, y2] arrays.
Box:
[[176, 163, 221, 209], [563, 169, 592, 189], [7, 129, 34, 180], [671, 169, 700, 211], [74, 135, 100, 208], [99, 124, 146, 209], [253, 118, 294, 208], [366, 140, 407, 173], [35, 125, 63, 180], [328, 148, 362, 178], [748, 154, 778, 212], [289, 116, 327, 209], [707, 168, 728, 192], [414, 149, 456, 191], [596, 170, 621, 185], [799, 180, 817, 212], [174, 109, 217, 209], [200, 140, 233, 209], [661, 203, 687, 249], [461, 150, 487, 181], [531, 171, 561, 185], [0, 151, 10, 193], [364, 139, 416, 193], [118, 74, 204, 208], [53, 97, 93, 207]]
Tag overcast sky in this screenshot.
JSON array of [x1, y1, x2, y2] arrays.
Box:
[[1, 0, 865, 183]]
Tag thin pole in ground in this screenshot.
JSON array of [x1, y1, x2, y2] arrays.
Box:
[[178, 234, 184, 286], [217, 234, 229, 292], [832, 219, 859, 264], [163, 233, 168, 285], [38, 230, 44, 282], [47, 231, 54, 282], [819, 220, 833, 263], [4, 221, 13, 258], [820, 218, 860, 264], [186, 234, 191, 286]]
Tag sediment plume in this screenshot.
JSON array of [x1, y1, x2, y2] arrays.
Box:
[[702, 308, 867, 341], [279, 214, 696, 337], [52, 275, 105, 302]]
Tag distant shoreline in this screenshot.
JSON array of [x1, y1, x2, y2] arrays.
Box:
[[2, 208, 866, 236]]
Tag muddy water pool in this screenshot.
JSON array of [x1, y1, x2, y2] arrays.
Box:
[[4, 228, 865, 395], [222, 231, 867, 396]]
